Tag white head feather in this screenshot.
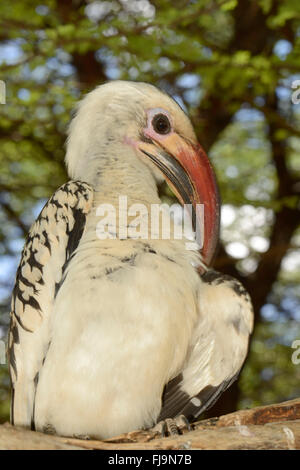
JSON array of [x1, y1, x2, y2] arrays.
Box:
[[65, 81, 196, 185]]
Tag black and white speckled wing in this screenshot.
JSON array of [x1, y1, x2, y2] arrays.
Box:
[[158, 270, 254, 423], [8, 180, 93, 428]]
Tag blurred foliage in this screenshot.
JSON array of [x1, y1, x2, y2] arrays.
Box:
[[0, 0, 300, 423], [240, 319, 300, 408], [0, 366, 9, 422]]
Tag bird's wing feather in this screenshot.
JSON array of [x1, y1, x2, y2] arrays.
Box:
[[8, 180, 93, 427], [158, 270, 254, 422]]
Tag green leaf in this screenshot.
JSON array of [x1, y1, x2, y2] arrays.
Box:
[[221, 0, 238, 11]]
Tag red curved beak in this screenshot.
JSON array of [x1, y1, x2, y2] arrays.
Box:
[[140, 134, 220, 267]]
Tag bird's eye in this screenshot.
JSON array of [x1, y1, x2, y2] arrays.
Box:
[[151, 113, 171, 135]]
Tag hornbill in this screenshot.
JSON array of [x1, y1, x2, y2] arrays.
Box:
[[8, 81, 253, 439]]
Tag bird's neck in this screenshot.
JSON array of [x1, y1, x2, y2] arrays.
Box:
[[77, 152, 196, 249], [81, 150, 162, 207]]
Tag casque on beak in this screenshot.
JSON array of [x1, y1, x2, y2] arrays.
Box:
[[139, 133, 220, 267]]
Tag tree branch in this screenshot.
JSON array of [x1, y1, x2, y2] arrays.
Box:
[[1, 398, 299, 449]]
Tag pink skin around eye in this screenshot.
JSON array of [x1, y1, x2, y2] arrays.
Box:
[[123, 135, 139, 150], [144, 108, 174, 142], [123, 108, 173, 149]]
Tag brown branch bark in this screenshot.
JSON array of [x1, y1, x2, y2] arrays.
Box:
[[0, 398, 299, 450], [1, 202, 28, 236], [56, 0, 106, 89]]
